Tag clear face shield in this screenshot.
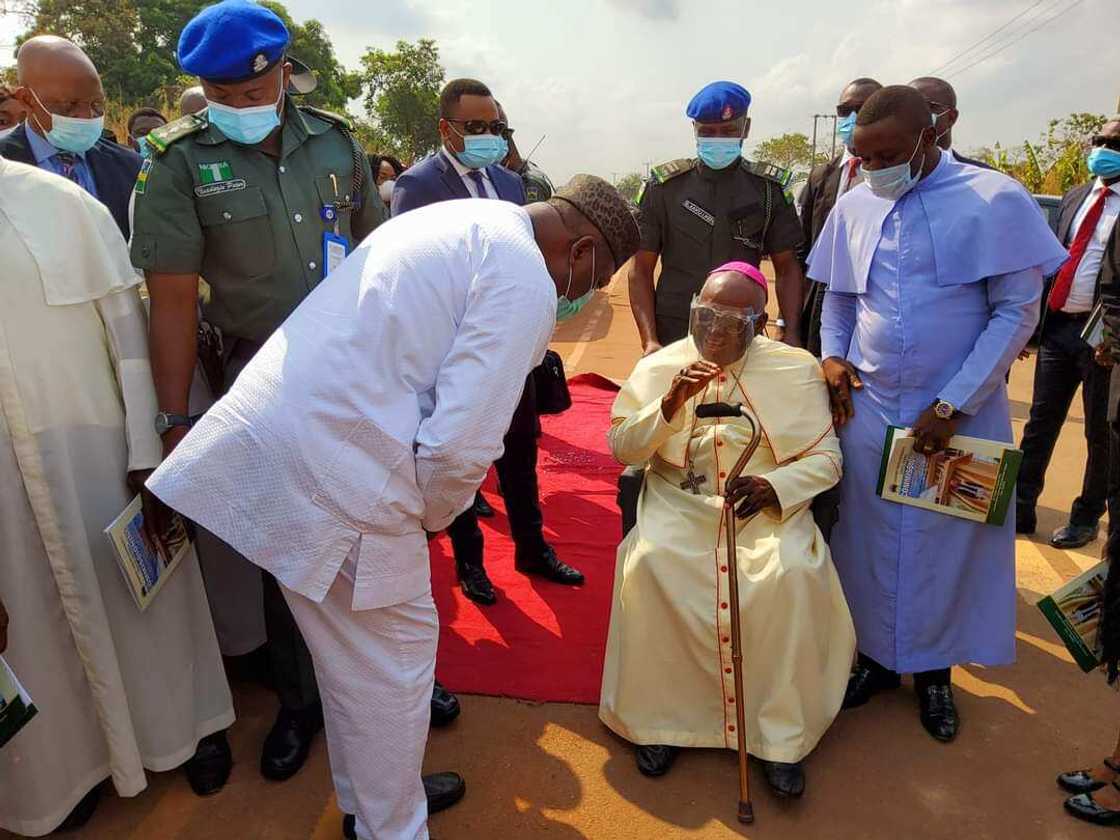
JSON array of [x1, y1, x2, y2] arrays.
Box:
[[689, 296, 760, 366]]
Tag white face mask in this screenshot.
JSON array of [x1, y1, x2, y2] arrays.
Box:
[[379, 179, 395, 204], [861, 133, 926, 201]]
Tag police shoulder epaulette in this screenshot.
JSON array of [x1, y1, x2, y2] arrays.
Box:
[[743, 159, 796, 204], [146, 113, 207, 156], [299, 106, 352, 131], [650, 158, 695, 184]]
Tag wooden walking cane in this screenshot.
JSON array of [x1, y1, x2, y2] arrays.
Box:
[[696, 401, 763, 825]]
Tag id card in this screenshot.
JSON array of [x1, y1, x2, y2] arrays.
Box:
[[322, 232, 349, 277]]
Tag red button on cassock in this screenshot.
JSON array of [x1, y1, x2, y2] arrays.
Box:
[[720, 602, 728, 610]]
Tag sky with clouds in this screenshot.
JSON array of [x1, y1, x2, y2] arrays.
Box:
[[2, 0, 1115, 184]]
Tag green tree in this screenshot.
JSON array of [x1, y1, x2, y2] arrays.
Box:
[[753, 132, 823, 172], [357, 39, 444, 162], [259, 1, 359, 113], [615, 172, 643, 204], [979, 112, 1106, 194]]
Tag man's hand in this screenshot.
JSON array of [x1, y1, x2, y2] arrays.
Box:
[[0, 596, 8, 654], [127, 470, 174, 558], [911, 404, 958, 456], [1095, 343, 1117, 368], [161, 426, 190, 459], [725, 475, 778, 519], [822, 357, 862, 427], [661, 361, 721, 421], [642, 340, 664, 358]]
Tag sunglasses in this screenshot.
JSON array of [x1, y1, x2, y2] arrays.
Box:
[[447, 118, 508, 136], [836, 104, 861, 118], [1091, 135, 1120, 153]]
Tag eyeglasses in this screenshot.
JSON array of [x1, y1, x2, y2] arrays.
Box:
[[1091, 135, 1120, 153], [447, 118, 508, 136]]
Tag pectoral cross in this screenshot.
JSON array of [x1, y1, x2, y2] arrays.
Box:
[[680, 468, 707, 495]]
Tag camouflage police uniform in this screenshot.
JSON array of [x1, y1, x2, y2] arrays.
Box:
[[636, 157, 803, 344]]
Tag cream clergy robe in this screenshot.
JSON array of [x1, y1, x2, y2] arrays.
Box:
[[599, 336, 856, 763], [0, 159, 233, 837]]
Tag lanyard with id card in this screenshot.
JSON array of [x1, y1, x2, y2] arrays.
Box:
[[320, 172, 350, 277]]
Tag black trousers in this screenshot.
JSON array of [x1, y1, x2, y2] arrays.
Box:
[[448, 373, 545, 567], [1017, 313, 1112, 527]]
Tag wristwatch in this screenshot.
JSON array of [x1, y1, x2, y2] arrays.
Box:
[[933, 399, 956, 421], [154, 412, 195, 437]]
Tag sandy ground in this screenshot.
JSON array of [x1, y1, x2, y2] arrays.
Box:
[[5, 268, 1115, 840]]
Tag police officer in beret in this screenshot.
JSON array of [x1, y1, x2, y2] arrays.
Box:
[[629, 80, 806, 353], [130, 0, 383, 785]]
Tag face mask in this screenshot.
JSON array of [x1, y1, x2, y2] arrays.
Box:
[[556, 243, 597, 323], [1088, 147, 1120, 179], [0, 126, 14, 141], [207, 77, 283, 146], [862, 133, 926, 201], [134, 136, 152, 159], [379, 179, 396, 204], [453, 133, 506, 170], [497, 135, 510, 163], [837, 112, 857, 148], [696, 137, 742, 170], [30, 89, 103, 154], [932, 109, 952, 147]]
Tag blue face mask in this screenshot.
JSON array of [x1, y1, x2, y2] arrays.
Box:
[[696, 137, 742, 170], [862, 133, 926, 201], [30, 89, 103, 154], [837, 112, 857, 148], [556, 243, 597, 323], [453, 133, 506, 170], [207, 78, 283, 146], [1088, 147, 1120, 179], [497, 135, 510, 164]]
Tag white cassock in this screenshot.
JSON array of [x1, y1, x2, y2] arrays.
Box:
[[0, 159, 234, 837], [600, 337, 855, 762], [148, 199, 557, 840]]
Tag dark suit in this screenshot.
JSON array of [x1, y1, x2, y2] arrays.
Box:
[[1017, 182, 1119, 528], [797, 155, 845, 358], [0, 123, 141, 240], [392, 151, 548, 565]]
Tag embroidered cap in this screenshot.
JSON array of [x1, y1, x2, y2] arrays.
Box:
[[552, 174, 642, 267]]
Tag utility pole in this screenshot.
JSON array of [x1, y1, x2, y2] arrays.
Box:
[[644, 160, 653, 179], [811, 114, 837, 164]]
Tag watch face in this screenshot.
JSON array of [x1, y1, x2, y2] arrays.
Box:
[[935, 402, 954, 420]]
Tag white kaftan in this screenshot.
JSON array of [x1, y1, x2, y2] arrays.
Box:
[[0, 160, 233, 837], [600, 337, 856, 762]]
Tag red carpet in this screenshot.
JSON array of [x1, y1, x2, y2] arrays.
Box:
[[432, 374, 623, 705]]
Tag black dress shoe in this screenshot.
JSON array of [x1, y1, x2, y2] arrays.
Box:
[[515, 545, 585, 585], [1051, 523, 1099, 549], [473, 492, 495, 518], [431, 680, 461, 728], [457, 563, 497, 605], [636, 744, 679, 777], [184, 730, 232, 796], [261, 704, 323, 781], [55, 783, 102, 833], [342, 772, 467, 837], [917, 684, 959, 742], [1015, 505, 1036, 535], [842, 661, 901, 709], [1059, 771, 1109, 795], [759, 759, 805, 798], [1065, 786, 1120, 826]]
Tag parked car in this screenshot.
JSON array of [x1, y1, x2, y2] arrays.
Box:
[[1034, 194, 1061, 229]]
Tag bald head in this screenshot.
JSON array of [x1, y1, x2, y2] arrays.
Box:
[[180, 86, 207, 117], [700, 270, 767, 313], [909, 77, 958, 150], [15, 36, 104, 135]]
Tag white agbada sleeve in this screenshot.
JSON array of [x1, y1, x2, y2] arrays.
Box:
[[414, 255, 555, 533]]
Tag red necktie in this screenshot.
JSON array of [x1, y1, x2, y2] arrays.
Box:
[[843, 157, 861, 193], [1049, 187, 1109, 311]]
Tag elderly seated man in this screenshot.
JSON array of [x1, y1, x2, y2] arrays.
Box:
[[599, 262, 855, 798]]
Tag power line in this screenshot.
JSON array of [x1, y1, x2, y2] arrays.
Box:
[[946, 0, 1085, 78], [928, 0, 1055, 76]]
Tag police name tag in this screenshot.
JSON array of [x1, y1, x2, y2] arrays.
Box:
[[322, 232, 349, 277], [683, 200, 715, 226]]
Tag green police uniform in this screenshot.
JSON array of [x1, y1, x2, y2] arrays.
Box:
[[131, 98, 384, 347], [517, 160, 554, 202], [636, 157, 803, 344]]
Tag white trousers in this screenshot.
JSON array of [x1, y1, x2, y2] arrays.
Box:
[[282, 569, 437, 840]]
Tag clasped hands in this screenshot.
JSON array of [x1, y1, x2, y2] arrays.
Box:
[[822, 357, 957, 456]]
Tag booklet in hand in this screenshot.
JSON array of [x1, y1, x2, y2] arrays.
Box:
[[104, 495, 192, 611], [1037, 560, 1107, 673], [0, 656, 37, 750], [876, 426, 1022, 526]]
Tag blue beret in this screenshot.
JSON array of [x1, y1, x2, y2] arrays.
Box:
[[178, 0, 290, 83], [686, 81, 752, 123]]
